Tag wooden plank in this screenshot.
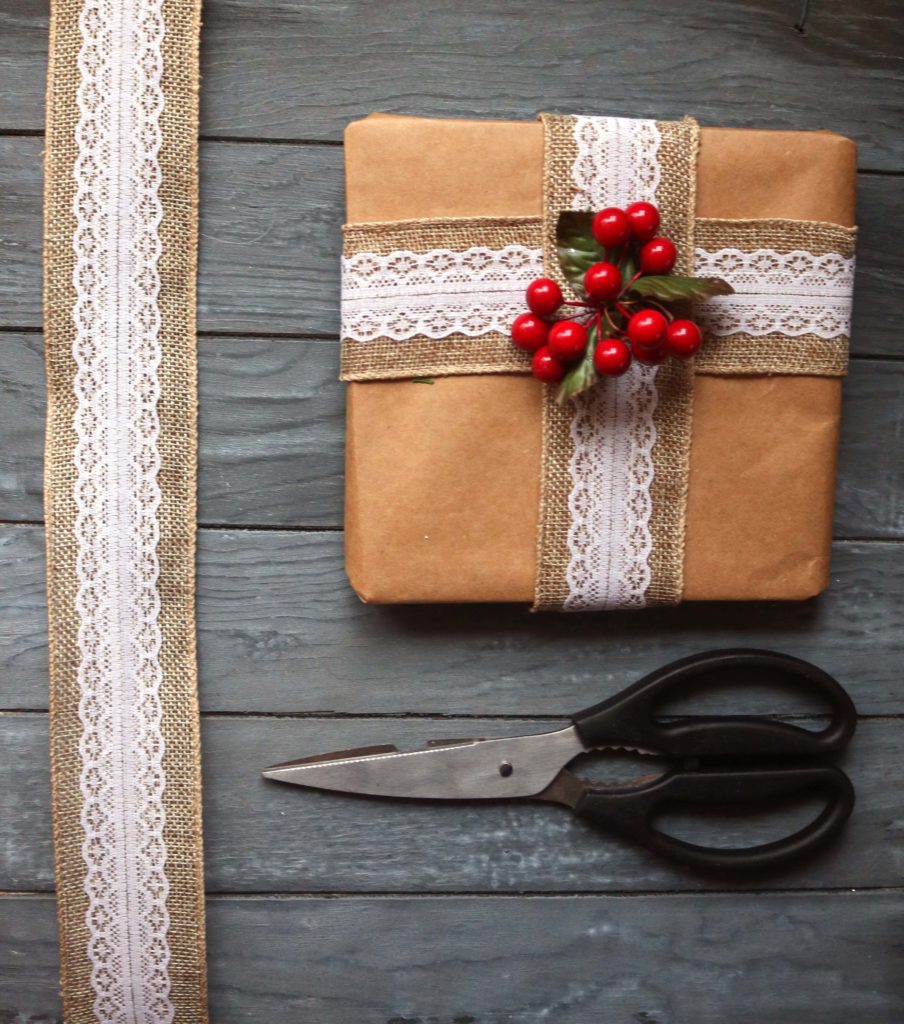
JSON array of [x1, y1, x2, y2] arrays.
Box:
[[3, 891, 903, 1023], [2, 714, 901, 893], [3, 525, 903, 715], [0, 333, 902, 534], [0, 333, 344, 527], [2, 0, 903, 171], [0, 136, 901, 349]]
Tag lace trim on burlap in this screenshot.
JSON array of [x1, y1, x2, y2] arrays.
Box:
[[340, 217, 542, 380], [533, 114, 698, 611]]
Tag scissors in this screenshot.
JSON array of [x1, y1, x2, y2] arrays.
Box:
[[262, 649, 856, 872]]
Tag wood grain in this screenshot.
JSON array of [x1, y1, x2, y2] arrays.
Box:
[[3, 525, 902, 715], [1, 713, 901, 894], [1, 0, 903, 170], [0, 137, 901, 348], [0, 333, 901, 535], [2, 0, 902, 1011], [3, 892, 903, 1023]]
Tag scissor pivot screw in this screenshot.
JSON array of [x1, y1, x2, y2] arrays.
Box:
[[499, 761, 514, 777]]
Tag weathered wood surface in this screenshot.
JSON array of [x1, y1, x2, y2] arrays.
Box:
[[3, 526, 904, 716], [4, 892, 903, 1023], [2, 713, 902, 894], [2, 0, 903, 1017], [1, 137, 902, 349], [2, 0, 903, 171], [1, 333, 902, 535]]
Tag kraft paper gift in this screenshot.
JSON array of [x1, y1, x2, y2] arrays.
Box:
[[341, 114, 856, 607]]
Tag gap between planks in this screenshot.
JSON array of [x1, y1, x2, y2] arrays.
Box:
[[0, 128, 900, 176], [1, 886, 901, 900], [2, 709, 902, 722], [3, 326, 903, 358], [3, 523, 904, 542]]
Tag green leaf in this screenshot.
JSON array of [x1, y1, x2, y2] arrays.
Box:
[[556, 211, 605, 293], [410, 377, 435, 384], [556, 321, 599, 403], [629, 275, 734, 301]]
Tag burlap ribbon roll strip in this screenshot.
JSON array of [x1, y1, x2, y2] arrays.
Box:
[[44, 0, 208, 1020], [534, 114, 700, 610], [339, 113, 857, 612]]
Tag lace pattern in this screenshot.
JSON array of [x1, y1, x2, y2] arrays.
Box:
[[572, 116, 662, 209], [341, 245, 543, 342], [564, 365, 659, 610], [72, 0, 172, 1019], [564, 117, 663, 610], [694, 247, 855, 338]]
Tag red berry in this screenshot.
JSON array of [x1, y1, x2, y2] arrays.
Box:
[[526, 277, 564, 318], [627, 309, 668, 348], [511, 312, 549, 353], [665, 319, 703, 358], [633, 342, 668, 365], [593, 338, 633, 376], [592, 207, 631, 249], [531, 346, 568, 383], [639, 237, 677, 275], [583, 262, 622, 303], [625, 201, 660, 242], [548, 320, 588, 361]]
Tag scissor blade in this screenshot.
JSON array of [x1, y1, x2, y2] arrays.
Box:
[[261, 724, 584, 800]]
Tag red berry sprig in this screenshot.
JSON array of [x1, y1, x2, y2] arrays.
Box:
[[509, 203, 733, 401]]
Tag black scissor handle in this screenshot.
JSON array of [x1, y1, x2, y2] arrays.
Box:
[[573, 764, 855, 872], [571, 649, 857, 760]]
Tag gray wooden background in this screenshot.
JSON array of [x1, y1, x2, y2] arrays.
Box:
[[2, 0, 903, 1020]]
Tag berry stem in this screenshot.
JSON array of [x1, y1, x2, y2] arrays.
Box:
[[602, 307, 624, 337], [643, 297, 675, 321]]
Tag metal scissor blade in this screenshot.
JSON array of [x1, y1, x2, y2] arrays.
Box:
[[261, 724, 585, 800]]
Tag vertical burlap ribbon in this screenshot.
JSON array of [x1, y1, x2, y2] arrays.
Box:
[[534, 115, 699, 610], [44, 0, 208, 1019]]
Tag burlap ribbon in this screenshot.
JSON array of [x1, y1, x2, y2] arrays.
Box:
[[44, 0, 208, 1019], [339, 115, 856, 610]]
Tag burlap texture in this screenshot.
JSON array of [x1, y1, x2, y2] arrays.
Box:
[[693, 332, 849, 376], [341, 334, 531, 380], [696, 217, 857, 257], [645, 118, 699, 607], [693, 217, 856, 376], [532, 114, 580, 610], [340, 216, 541, 380], [43, 0, 207, 1020], [341, 211, 855, 382], [533, 115, 699, 610], [343, 215, 542, 255]]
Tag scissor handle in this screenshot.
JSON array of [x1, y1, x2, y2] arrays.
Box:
[[571, 649, 856, 759], [573, 764, 855, 872]]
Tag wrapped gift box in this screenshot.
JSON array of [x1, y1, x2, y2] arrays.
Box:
[[341, 114, 857, 608]]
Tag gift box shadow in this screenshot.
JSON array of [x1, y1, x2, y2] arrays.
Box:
[[377, 597, 823, 643]]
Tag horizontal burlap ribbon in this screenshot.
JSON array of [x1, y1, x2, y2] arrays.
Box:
[[341, 213, 855, 381], [341, 216, 539, 379], [339, 113, 857, 611]]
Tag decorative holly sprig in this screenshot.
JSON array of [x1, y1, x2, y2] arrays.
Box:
[[510, 202, 734, 402]]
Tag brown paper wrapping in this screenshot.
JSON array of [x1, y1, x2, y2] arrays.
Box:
[[344, 115, 856, 605]]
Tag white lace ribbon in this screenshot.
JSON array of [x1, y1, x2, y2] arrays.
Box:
[[563, 117, 663, 611], [341, 245, 543, 341], [72, 0, 172, 1019], [694, 247, 855, 338], [564, 364, 658, 609]]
